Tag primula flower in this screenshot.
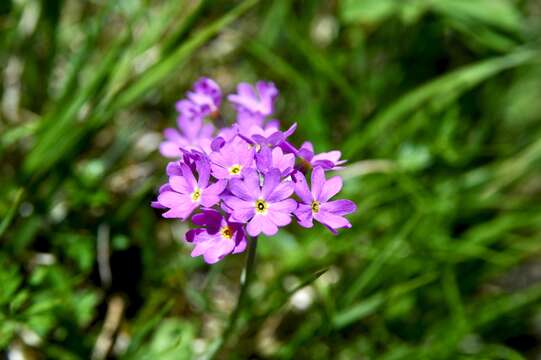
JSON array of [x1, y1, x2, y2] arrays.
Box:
[[159, 117, 214, 157], [209, 138, 255, 179], [297, 141, 346, 170], [294, 167, 356, 233], [160, 78, 221, 158], [223, 169, 297, 236], [186, 210, 246, 264], [228, 81, 278, 129], [175, 77, 222, 120], [154, 77, 356, 263], [157, 160, 226, 220], [256, 147, 295, 176]]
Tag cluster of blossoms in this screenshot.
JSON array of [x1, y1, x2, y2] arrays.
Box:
[[153, 78, 356, 263]]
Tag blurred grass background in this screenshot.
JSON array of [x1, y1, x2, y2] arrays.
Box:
[[1, 0, 541, 359]]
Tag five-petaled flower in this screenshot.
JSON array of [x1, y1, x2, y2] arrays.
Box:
[[157, 160, 226, 220], [154, 77, 356, 263], [294, 167, 356, 234], [223, 169, 297, 236]]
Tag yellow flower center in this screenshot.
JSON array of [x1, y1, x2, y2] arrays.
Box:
[[191, 188, 201, 202], [255, 199, 269, 214], [311, 201, 320, 213], [228, 164, 243, 176], [220, 226, 233, 239]]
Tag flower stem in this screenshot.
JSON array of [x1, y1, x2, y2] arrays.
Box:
[[204, 236, 258, 360]]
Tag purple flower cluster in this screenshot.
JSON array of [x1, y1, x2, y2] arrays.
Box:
[[153, 78, 356, 263]]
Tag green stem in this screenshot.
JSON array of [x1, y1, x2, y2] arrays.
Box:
[[0, 188, 25, 239], [204, 236, 258, 360]]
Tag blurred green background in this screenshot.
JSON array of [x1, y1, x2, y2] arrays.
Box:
[[1, 0, 541, 359]]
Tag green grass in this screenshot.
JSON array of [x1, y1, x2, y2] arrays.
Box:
[[1, 0, 541, 359]]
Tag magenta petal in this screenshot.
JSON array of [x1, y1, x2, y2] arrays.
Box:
[[321, 199, 356, 216], [196, 161, 211, 188], [242, 169, 262, 197], [166, 162, 183, 176], [157, 191, 188, 208], [314, 210, 351, 231], [247, 215, 278, 236], [310, 167, 326, 200], [268, 209, 292, 227], [229, 178, 256, 201], [318, 175, 343, 202], [256, 146, 272, 171], [169, 176, 192, 194], [271, 198, 297, 212], [294, 204, 314, 228], [159, 141, 182, 158], [232, 233, 247, 254], [267, 181, 295, 202], [294, 172, 313, 204], [151, 201, 166, 209], [261, 169, 281, 199], [162, 202, 197, 220], [205, 179, 227, 196], [203, 238, 236, 264], [180, 163, 197, 190]]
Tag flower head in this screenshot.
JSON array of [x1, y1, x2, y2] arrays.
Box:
[[209, 138, 255, 179], [294, 167, 356, 234], [175, 77, 221, 120], [159, 118, 214, 157], [228, 81, 278, 130], [223, 168, 297, 236], [160, 77, 221, 158], [154, 77, 356, 263], [155, 159, 226, 220], [186, 210, 246, 264]]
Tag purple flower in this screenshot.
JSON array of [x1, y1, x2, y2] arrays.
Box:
[[156, 160, 226, 220], [154, 77, 357, 264], [223, 168, 297, 236], [209, 138, 255, 179], [159, 78, 221, 158], [242, 123, 297, 149], [186, 210, 247, 264], [228, 81, 278, 129], [256, 146, 295, 176], [297, 141, 346, 171], [294, 167, 356, 234], [159, 117, 214, 158], [175, 77, 222, 120]]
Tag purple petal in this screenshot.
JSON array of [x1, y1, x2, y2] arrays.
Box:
[[267, 180, 295, 203], [256, 146, 272, 172], [247, 215, 278, 236], [169, 176, 192, 194], [321, 199, 356, 216], [180, 163, 198, 190], [196, 160, 211, 188], [159, 141, 182, 158], [162, 202, 198, 220], [294, 204, 314, 228], [229, 178, 257, 201], [270, 198, 297, 213], [294, 172, 313, 204], [310, 167, 326, 200], [261, 169, 281, 199], [318, 175, 343, 202], [314, 210, 352, 231], [268, 209, 292, 227], [157, 191, 189, 208], [201, 180, 227, 207]]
